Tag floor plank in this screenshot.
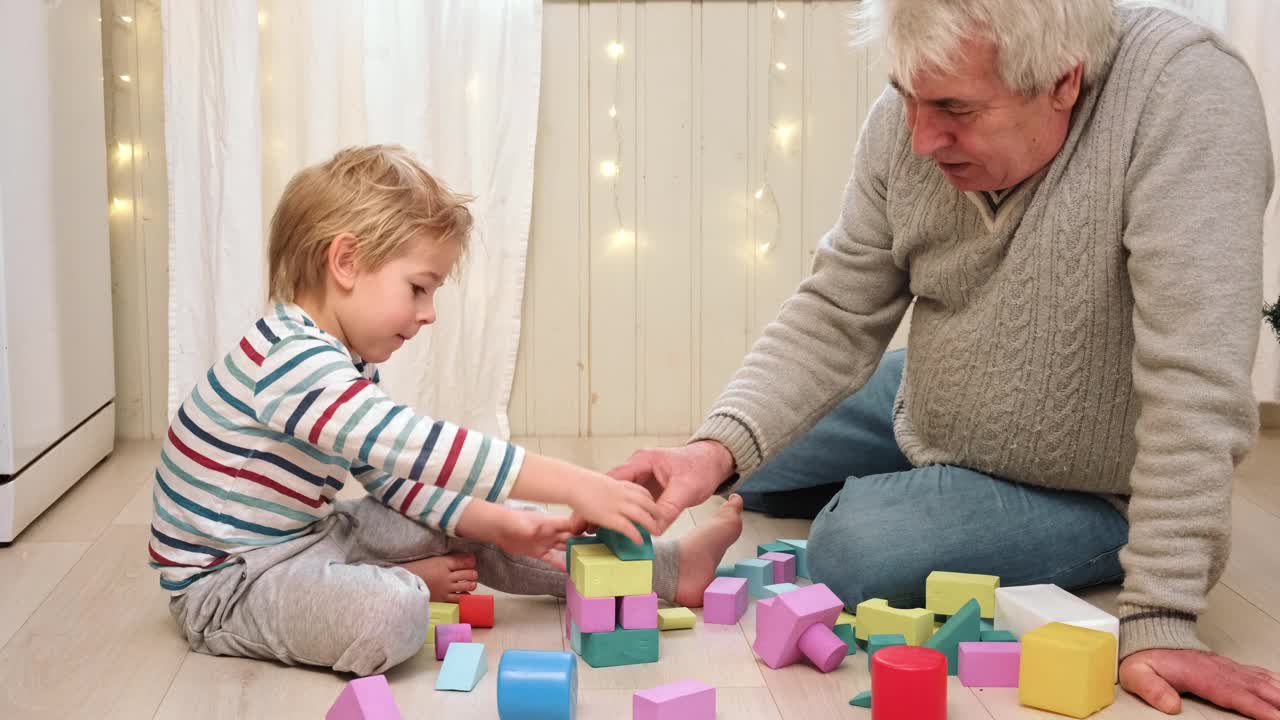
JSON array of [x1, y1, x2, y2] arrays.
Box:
[[1219, 494, 1280, 623], [0, 540, 89, 650], [19, 440, 161, 543], [0, 524, 188, 720], [1234, 430, 1280, 519]]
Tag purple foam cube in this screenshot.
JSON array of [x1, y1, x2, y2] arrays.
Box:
[[752, 583, 844, 669], [958, 641, 1020, 687], [566, 577, 616, 633], [326, 674, 402, 719], [758, 552, 797, 584], [703, 576, 748, 625], [632, 679, 716, 720], [434, 624, 472, 661], [619, 592, 658, 630]]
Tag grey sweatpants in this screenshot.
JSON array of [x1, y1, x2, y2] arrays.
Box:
[[168, 496, 680, 676]]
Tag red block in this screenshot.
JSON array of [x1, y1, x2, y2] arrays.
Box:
[[871, 645, 946, 720], [459, 594, 495, 628]]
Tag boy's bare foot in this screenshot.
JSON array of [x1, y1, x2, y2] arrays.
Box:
[[399, 552, 479, 603], [674, 494, 745, 607]]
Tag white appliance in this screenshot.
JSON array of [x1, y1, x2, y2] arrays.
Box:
[[0, 0, 116, 545]]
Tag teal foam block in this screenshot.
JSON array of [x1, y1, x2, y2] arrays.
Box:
[[779, 539, 810, 578], [436, 642, 487, 691], [924, 598, 981, 675]]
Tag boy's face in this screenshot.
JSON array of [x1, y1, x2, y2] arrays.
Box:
[[338, 233, 461, 363]]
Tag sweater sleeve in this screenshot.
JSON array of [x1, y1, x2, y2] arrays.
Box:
[[253, 334, 525, 532], [1116, 41, 1274, 658], [691, 88, 914, 485]]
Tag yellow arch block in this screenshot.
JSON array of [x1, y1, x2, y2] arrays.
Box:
[[1019, 622, 1116, 718], [853, 598, 933, 645], [926, 571, 999, 618], [570, 542, 653, 598]]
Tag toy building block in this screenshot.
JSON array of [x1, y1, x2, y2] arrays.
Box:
[[1019, 622, 1116, 718], [326, 674, 402, 720], [778, 539, 810, 578], [569, 621, 583, 655], [980, 617, 995, 633], [459, 594, 495, 628], [567, 578, 616, 633], [497, 650, 578, 720], [753, 582, 846, 671], [619, 592, 658, 630], [633, 679, 715, 720], [657, 607, 696, 631], [848, 690, 872, 708], [854, 598, 934, 645], [924, 598, 981, 674], [926, 571, 1000, 618], [867, 634, 906, 670], [715, 564, 736, 578], [733, 558, 774, 599], [757, 541, 794, 556], [703, 576, 748, 625], [435, 624, 472, 661], [762, 582, 802, 598], [579, 623, 660, 668], [995, 584, 1118, 678], [436, 642, 487, 692], [570, 542, 653, 598], [981, 630, 1017, 642], [871, 645, 947, 720], [425, 601, 462, 651], [958, 641, 1019, 688], [837, 610, 856, 627], [758, 552, 797, 583], [833, 623, 858, 655], [566, 534, 604, 565], [597, 523, 654, 561]]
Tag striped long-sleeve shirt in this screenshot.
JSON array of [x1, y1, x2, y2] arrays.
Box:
[[147, 302, 524, 593]]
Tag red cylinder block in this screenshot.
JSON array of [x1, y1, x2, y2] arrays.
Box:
[[870, 645, 947, 720]]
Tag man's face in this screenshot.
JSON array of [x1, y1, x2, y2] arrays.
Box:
[[894, 39, 1081, 192]]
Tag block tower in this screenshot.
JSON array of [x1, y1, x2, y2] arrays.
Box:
[[564, 526, 660, 668]]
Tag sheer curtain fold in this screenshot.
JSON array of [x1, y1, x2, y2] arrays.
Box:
[[162, 0, 542, 436]]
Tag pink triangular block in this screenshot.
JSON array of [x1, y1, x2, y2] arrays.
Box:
[[326, 675, 403, 720]]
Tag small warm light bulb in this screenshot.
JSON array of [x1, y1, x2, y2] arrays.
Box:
[[775, 61, 787, 72], [600, 160, 619, 178], [758, 241, 773, 255], [608, 42, 624, 60], [608, 105, 617, 118], [775, 6, 786, 20], [754, 186, 766, 200], [773, 122, 796, 145], [116, 142, 134, 162], [111, 197, 131, 213], [118, 74, 132, 83], [119, 15, 133, 24], [611, 229, 633, 249], [258, 9, 266, 27]]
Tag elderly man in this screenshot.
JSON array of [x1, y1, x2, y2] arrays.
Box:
[[606, 0, 1278, 717]]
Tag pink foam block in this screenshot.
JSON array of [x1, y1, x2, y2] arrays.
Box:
[[632, 679, 716, 720], [703, 577, 748, 625], [565, 599, 573, 640], [958, 641, 1020, 688], [326, 674, 403, 720], [758, 552, 797, 584], [434, 624, 472, 661], [798, 623, 847, 673], [566, 577, 616, 633], [753, 583, 844, 669], [619, 592, 659, 630]]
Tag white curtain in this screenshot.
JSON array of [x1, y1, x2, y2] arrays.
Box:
[[162, 0, 542, 438]]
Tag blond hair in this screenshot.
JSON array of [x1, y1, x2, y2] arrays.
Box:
[[268, 144, 473, 303], [850, 0, 1123, 97]]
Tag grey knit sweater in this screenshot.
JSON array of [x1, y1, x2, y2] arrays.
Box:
[[693, 7, 1275, 659]]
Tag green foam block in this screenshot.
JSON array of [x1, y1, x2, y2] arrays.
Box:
[[849, 691, 872, 708], [924, 597, 981, 675]]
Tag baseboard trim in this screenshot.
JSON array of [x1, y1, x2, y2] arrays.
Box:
[[1262, 401, 1280, 430]]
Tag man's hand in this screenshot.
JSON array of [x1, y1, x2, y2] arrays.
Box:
[[605, 440, 736, 533], [1121, 648, 1280, 719]]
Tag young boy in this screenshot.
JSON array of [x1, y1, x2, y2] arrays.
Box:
[[148, 144, 743, 677]]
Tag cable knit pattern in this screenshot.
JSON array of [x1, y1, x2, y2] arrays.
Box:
[[693, 6, 1274, 659]]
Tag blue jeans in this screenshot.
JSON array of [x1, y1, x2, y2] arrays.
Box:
[[736, 348, 1129, 611]]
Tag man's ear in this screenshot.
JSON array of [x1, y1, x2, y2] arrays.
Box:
[[327, 233, 360, 292], [1050, 62, 1083, 111]]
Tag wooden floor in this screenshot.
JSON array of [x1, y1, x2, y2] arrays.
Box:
[[1, 433, 1277, 719]]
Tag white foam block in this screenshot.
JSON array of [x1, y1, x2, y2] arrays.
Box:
[[994, 584, 1119, 681]]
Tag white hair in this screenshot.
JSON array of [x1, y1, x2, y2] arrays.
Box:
[[850, 0, 1128, 97]]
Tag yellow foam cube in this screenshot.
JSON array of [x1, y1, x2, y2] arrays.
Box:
[[926, 571, 1000, 618], [425, 601, 461, 648], [570, 543, 653, 598], [657, 607, 696, 630], [854, 598, 933, 645], [837, 611, 856, 629], [1019, 622, 1116, 718]]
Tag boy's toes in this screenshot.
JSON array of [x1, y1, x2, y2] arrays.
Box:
[[451, 569, 479, 583], [454, 579, 479, 593], [446, 552, 477, 570]]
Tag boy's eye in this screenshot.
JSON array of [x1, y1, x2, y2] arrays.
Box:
[[412, 284, 427, 296]]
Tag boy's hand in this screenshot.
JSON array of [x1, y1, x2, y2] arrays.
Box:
[[567, 475, 660, 544], [493, 511, 577, 564]]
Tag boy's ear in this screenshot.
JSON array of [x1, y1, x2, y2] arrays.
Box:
[[327, 233, 360, 291]]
